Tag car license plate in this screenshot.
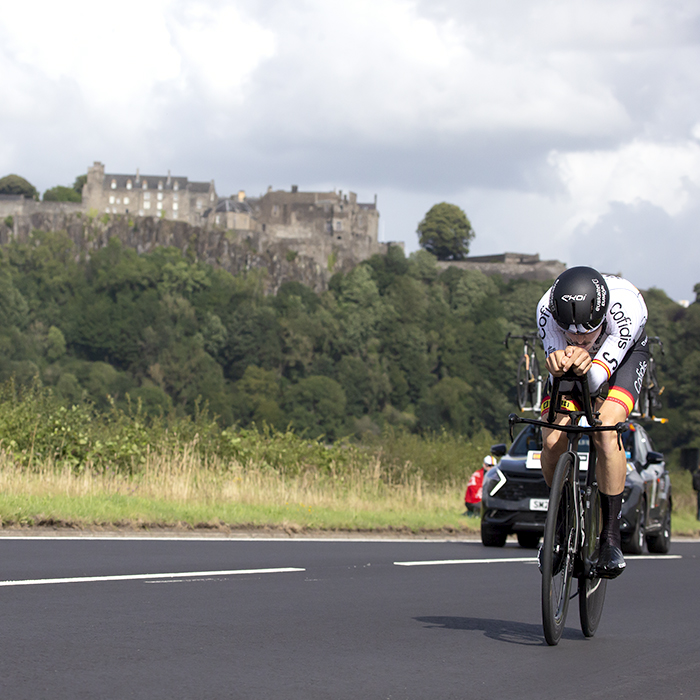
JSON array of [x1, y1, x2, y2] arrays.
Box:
[[530, 498, 549, 511]]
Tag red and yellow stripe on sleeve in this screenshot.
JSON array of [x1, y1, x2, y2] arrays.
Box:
[[592, 358, 612, 381], [607, 386, 635, 416]]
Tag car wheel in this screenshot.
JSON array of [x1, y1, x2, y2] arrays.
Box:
[[622, 501, 646, 555], [481, 522, 507, 547], [647, 507, 672, 554], [516, 532, 541, 549]]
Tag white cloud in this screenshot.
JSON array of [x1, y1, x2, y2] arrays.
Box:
[[550, 138, 700, 232], [1, 0, 699, 298]]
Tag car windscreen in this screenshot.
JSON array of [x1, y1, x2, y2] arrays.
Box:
[[510, 426, 542, 456]]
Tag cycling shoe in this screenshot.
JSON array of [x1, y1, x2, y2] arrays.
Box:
[[596, 542, 626, 579]]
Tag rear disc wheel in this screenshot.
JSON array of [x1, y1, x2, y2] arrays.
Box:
[[542, 452, 577, 646], [579, 484, 607, 638]]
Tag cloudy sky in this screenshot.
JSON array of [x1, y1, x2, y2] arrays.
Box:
[[2, 0, 699, 301]]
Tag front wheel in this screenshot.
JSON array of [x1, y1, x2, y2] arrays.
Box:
[[579, 484, 607, 638], [622, 502, 646, 555], [517, 531, 541, 549], [647, 507, 672, 554], [542, 452, 577, 646], [481, 522, 507, 547]]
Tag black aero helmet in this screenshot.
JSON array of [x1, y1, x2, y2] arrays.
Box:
[[548, 266, 609, 333]]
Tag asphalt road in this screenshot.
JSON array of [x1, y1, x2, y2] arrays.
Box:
[[0, 535, 698, 700]]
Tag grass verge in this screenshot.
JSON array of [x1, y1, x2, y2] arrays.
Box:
[[0, 447, 697, 537], [0, 447, 482, 534]]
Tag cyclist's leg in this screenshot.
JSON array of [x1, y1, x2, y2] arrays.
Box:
[[540, 394, 574, 487], [590, 339, 649, 578], [591, 398, 628, 578], [592, 399, 628, 495]]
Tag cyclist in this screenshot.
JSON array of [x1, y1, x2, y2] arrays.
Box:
[[537, 266, 649, 578]]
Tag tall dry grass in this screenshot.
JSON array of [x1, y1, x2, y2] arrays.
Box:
[[0, 442, 475, 531]]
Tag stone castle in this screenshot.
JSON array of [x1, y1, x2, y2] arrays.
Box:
[[0, 161, 564, 290], [80, 161, 384, 268]]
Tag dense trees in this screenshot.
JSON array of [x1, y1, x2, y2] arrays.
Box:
[[43, 186, 82, 202], [0, 229, 696, 458], [0, 174, 38, 199], [417, 202, 475, 260]]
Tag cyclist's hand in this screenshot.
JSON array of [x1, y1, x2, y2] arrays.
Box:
[[545, 350, 568, 376], [563, 346, 592, 375], [546, 347, 592, 376]]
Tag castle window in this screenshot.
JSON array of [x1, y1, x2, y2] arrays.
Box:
[[111, 180, 117, 189], [173, 202, 178, 211], [144, 201, 151, 209], [157, 192, 163, 201], [335, 220, 342, 231], [126, 180, 132, 190], [210, 192, 215, 202], [143, 181, 148, 189], [173, 212, 178, 219], [109, 195, 115, 204], [272, 205, 279, 216], [144, 192, 151, 200], [215, 215, 220, 225], [124, 197, 129, 205], [157, 202, 163, 210], [173, 192, 179, 202], [197, 199, 203, 209], [173, 181, 179, 191], [139, 209, 144, 216], [158, 181, 163, 190]]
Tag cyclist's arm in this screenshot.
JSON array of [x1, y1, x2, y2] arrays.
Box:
[[589, 286, 648, 392], [537, 292, 574, 376]]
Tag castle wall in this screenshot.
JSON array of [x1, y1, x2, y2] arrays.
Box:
[[436, 253, 565, 282]]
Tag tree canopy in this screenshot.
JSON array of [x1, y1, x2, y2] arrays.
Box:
[[0, 174, 38, 199], [0, 229, 695, 461], [417, 202, 475, 260], [43, 185, 82, 202]]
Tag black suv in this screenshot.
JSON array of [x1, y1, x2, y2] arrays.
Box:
[[480, 422, 672, 554]]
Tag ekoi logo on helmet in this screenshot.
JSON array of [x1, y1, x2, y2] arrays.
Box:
[[561, 294, 587, 302]]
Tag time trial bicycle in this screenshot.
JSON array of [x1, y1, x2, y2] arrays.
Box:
[[509, 373, 629, 645], [504, 332, 543, 413], [633, 336, 666, 422]]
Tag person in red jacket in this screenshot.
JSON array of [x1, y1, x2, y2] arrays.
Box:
[[464, 455, 497, 515]]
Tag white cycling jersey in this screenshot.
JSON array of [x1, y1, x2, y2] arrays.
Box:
[[537, 275, 648, 392]]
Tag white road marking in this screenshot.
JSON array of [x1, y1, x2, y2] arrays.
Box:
[[394, 554, 683, 567], [0, 567, 305, 587], [395, 557, 536, 566]]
